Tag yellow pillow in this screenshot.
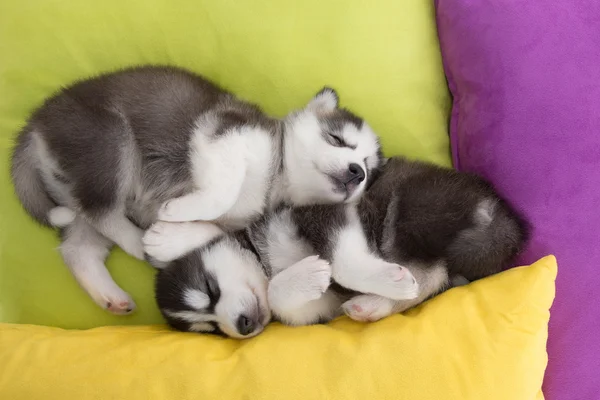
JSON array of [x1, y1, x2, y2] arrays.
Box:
[[0, 256, 556, 400]]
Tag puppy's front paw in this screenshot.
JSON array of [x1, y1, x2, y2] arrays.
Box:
[[268, 256, 332, 309], [143, 221, 190, 262], [295, 255, 333, 298]]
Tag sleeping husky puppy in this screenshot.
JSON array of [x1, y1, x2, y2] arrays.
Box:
[[151, 156, 528, 337], [10, 66, 383, 315]]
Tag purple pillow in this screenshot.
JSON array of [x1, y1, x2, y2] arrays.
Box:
[[435, 1, 600, 399]]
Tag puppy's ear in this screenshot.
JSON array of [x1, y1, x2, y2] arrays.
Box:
[[306, 87, 339, 112]]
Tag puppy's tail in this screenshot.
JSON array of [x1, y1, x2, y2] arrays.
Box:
[[449, 198, 529, 280], [10, 128, 57, 226]]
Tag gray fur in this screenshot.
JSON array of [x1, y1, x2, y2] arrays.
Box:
[[10, 129, 57, 225], [10, 65, 383, 314], [13, 66, 276, 229]]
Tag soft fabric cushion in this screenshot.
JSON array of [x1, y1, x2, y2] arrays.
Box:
[[435, 2, 600, 398], [0, 0, 451, 328], [0, 256, 556, 400]]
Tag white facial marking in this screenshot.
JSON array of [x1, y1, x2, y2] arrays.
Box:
[[282, 107, 381, 206], [183, 289, 210, 310], [164, 309, 217, 323], [199, 239, 270, 338]]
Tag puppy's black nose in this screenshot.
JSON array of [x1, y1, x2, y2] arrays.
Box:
[[237, 315, 257, 336], [348, 163, 365, 183]]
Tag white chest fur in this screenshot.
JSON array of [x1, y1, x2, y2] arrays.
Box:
[[187, 123, 276, 230], [217, 128, 276, 229]]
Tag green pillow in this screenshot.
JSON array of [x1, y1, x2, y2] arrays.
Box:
[[0, 0, 451, 328]]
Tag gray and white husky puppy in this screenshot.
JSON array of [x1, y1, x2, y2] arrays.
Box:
[[151, 156, 528, 338], [10, 66, 383, 316]]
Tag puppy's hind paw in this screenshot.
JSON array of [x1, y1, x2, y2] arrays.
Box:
[[90, 287, 136, 315], [369, 263, 419, 301], [342, 295, 395, 323], [106, 299, 136, 315]]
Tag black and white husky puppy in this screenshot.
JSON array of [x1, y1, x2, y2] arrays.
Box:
[[151, 156, 528, 338], [10, 66, 383, 315]]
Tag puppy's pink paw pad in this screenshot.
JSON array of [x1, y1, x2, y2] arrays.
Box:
[[105, 300, 135, 315], [351, 304, 363, 313]]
